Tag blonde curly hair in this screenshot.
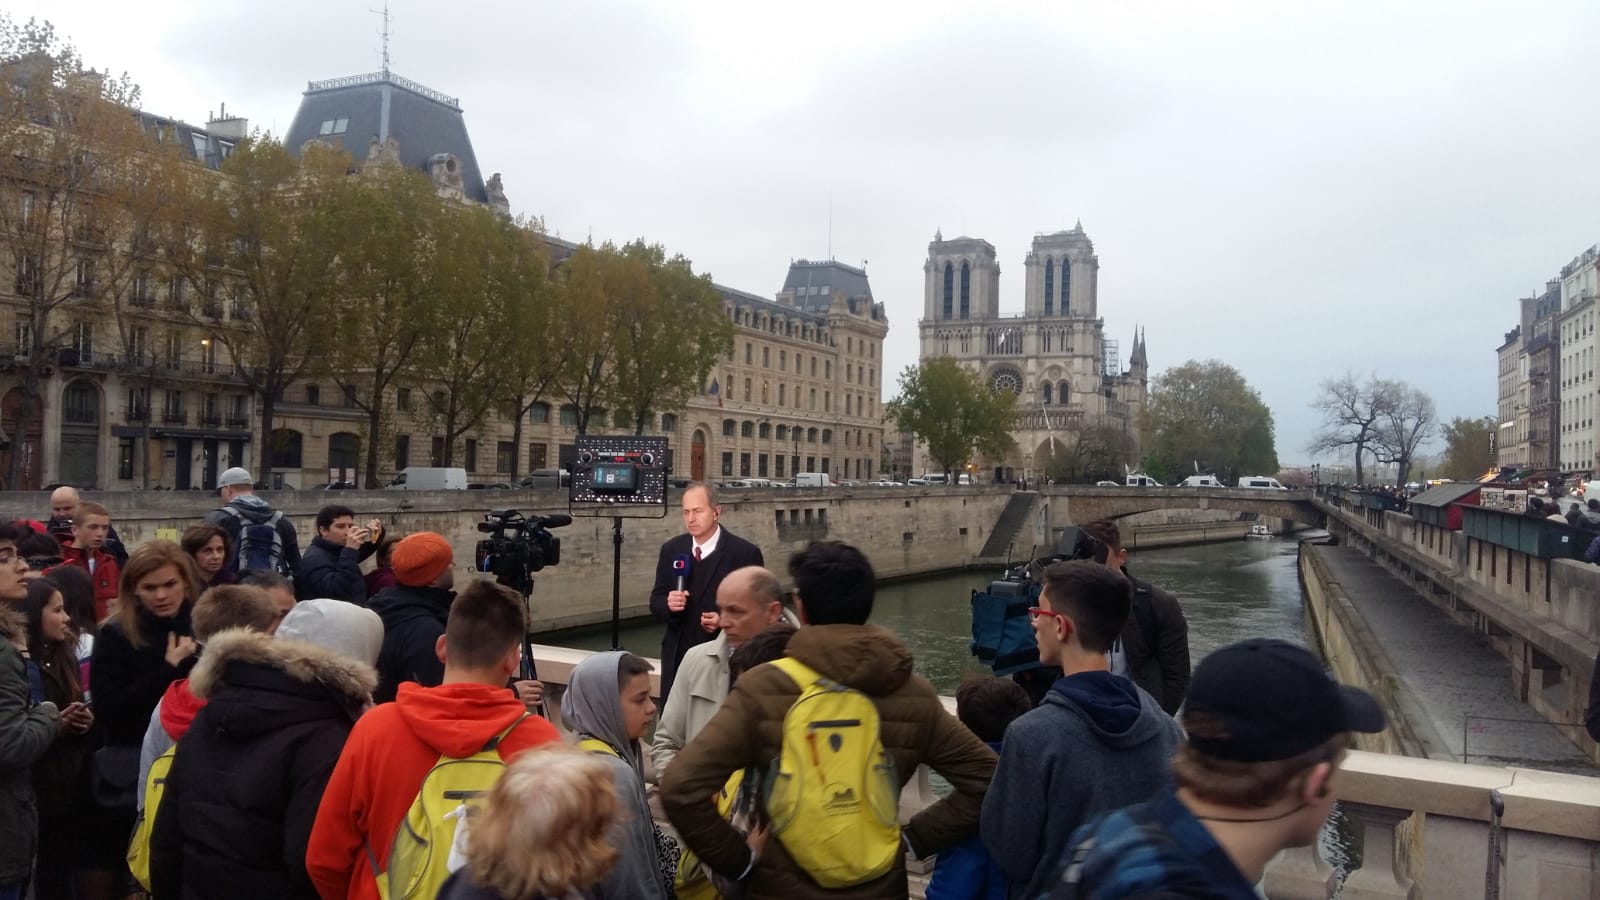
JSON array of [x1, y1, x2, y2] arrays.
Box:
[[465, 745, 621, 898]]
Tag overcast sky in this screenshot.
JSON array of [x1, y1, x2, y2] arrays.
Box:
[[18, 0, 1600, 462]]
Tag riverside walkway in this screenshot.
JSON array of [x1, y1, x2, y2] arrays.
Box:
[[1307, 541, 1593, 772]]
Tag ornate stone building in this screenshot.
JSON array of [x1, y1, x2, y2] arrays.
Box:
[[916, 224, 1147, 481]]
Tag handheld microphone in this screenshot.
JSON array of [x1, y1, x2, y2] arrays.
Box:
[[672, 554, 692, 592], [542, 513, 574, 528]]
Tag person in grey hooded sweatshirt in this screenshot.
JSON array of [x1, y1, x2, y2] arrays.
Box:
[[564, 651, 670, 900], [980, 560, 1182, 900]]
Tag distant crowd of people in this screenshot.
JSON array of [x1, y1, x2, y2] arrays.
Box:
[[0, 474, 1387, 900]]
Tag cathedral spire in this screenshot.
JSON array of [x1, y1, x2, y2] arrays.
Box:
[[934, 227, 943, 242]]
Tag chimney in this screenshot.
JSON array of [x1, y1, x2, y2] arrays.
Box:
[[207, 102, 249, 140]]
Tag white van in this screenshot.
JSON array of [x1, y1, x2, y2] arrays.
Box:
[[1125, 473, 1161, 487], [921, 473, 950, 485], [1237, 476, 1288, 490], [1178, 474, 1225, 488], [793, 472, 833, 488], [387, 466, 469, 490]]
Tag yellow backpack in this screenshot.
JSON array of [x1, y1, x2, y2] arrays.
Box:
[[374, 716, 527, 900], [126, 744, 176, 892], [765, 656, 901, 888]]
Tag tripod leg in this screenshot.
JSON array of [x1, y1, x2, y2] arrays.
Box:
[[611, 516, 623, 650]]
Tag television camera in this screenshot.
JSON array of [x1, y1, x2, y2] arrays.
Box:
[[473, 509, 571, 597]]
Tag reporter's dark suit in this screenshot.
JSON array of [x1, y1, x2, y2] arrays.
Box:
[[649, 528, 764, 704]]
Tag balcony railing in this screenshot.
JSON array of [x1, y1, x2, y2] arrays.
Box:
[[199, 412, 222, 428], [225, 414, 250, 430], [125, 405, 150, 422], [161, 410, 187, 425]]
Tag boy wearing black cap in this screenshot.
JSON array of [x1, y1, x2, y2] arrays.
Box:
[[1052, 638, 1387, 899]]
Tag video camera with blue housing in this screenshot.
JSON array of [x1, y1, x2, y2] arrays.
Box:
[[969, 526, 1109, 676]]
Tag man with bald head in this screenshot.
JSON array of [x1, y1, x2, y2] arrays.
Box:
[[651, 565, 785, 778], [46, 485, 127, 565]]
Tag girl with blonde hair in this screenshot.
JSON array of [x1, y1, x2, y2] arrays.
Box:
[[438, 745, 622, 900]]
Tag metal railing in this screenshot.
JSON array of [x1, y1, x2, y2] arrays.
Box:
[[305, 71, 460, 108]]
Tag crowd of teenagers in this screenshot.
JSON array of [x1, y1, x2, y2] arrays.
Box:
[[0, 472, 1386, 900]]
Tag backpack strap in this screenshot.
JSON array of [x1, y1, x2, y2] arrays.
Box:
[[768, 656, 819, 690], [483, 713, 531, 754], [578, 736, 620, 758]]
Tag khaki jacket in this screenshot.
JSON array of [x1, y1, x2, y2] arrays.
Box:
[[650, 631, 731, 780], [660, 624, 997, 900]]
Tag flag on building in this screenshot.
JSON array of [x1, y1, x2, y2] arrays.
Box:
[[708, 378, 723, 408]]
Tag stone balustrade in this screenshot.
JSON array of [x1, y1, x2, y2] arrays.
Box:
[[527, 644, 1600, 898]]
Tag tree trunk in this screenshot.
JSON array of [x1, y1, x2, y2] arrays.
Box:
[[259, 391, 278, 486], [509, 393, 526, 482], [364, 405, 383, 489], [1354, 439, 1366, 486], [7, 364, 43, 489]]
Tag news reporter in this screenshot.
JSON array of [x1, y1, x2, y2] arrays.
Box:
[[648, 482, 763, 704]]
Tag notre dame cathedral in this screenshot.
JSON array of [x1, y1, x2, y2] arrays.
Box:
[[917, 223, 1148, 481]]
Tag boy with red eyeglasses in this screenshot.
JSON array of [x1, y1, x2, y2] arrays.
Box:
[[979, 560, 1182, 900]]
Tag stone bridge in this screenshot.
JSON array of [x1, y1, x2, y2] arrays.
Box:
[[1039, 485, 1323, 526]]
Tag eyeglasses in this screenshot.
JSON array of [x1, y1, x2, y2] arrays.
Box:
[[1028, 607, 1067, 624]]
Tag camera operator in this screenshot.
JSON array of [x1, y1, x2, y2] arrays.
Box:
[[1080, 519, 1191, 715], [649, 482, 764, 705]]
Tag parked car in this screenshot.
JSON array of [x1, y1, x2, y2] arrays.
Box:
[[520, 468, 570, 489], [321, 481, 358, 490], [1095, 480, 1120, 487], [468, 482, 514, 490], [906, 478, 930, 486]]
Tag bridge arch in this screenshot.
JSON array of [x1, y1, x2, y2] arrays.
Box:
[[1043, 485, 1323, 526]]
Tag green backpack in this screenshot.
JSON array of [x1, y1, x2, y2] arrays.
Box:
[[126, 744, 176, 892], [765, 657, 902, 888], [372, 716, 527, 900]]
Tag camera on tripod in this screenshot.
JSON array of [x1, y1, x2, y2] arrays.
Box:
[[473, 509, 571, 595]]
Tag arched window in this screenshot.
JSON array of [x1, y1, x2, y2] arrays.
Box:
[[328, 432, 360, 472], [1061, 259, 1071, 314], [758, 422, 771, 439], [741, 420, 754, 438], [807, 427, 819, 443], [268, 428, 303, 469], [1058, 380, 1070, 404], [776, 425, 788, 441], [822, 429, 833, 444], [959, 262, 971, 319], [1043, 258, 1054, 315], [62, 380, 99, 425], [660, 413, 677, 433], [722, 419, 736, 437], [528, 402, 550, 423], [1042, 382, 1053, 405], [942, 262, 954, 319]]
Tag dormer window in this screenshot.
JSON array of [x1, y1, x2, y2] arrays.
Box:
[[318, 117, 350, 135]]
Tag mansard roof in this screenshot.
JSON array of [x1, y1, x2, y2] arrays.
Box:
[[283, 71, 487, 203], [782, 259, 874, 312]]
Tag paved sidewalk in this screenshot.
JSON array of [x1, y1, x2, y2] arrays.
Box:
[[1311, 544, 1593, 773]]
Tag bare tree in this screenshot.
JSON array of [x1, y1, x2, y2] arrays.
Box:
[[1308, 373, 1401, 485], [1371, 383, 1436, 485]]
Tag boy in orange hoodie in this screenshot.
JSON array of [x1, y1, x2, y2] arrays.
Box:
[[306, 578, 560, 900]]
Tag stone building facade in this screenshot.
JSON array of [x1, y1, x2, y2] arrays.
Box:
[[0, 70, 887, 490], [916, 224, 1147, 481]]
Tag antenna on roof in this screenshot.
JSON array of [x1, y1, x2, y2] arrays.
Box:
[[372, 1, 393, 77], [827, 190, 833, 261]]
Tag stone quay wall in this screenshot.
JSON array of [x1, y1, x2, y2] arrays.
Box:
[[15, 485, 1016, 631]]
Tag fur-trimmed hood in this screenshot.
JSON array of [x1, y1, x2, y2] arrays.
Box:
[[0, 606, 24, 648], [191, 627, 377, 705]]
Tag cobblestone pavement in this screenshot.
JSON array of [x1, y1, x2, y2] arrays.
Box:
[[1311, 544, 1593, 773]]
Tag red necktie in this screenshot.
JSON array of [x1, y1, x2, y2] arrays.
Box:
[[693, 546, 703, 562]]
